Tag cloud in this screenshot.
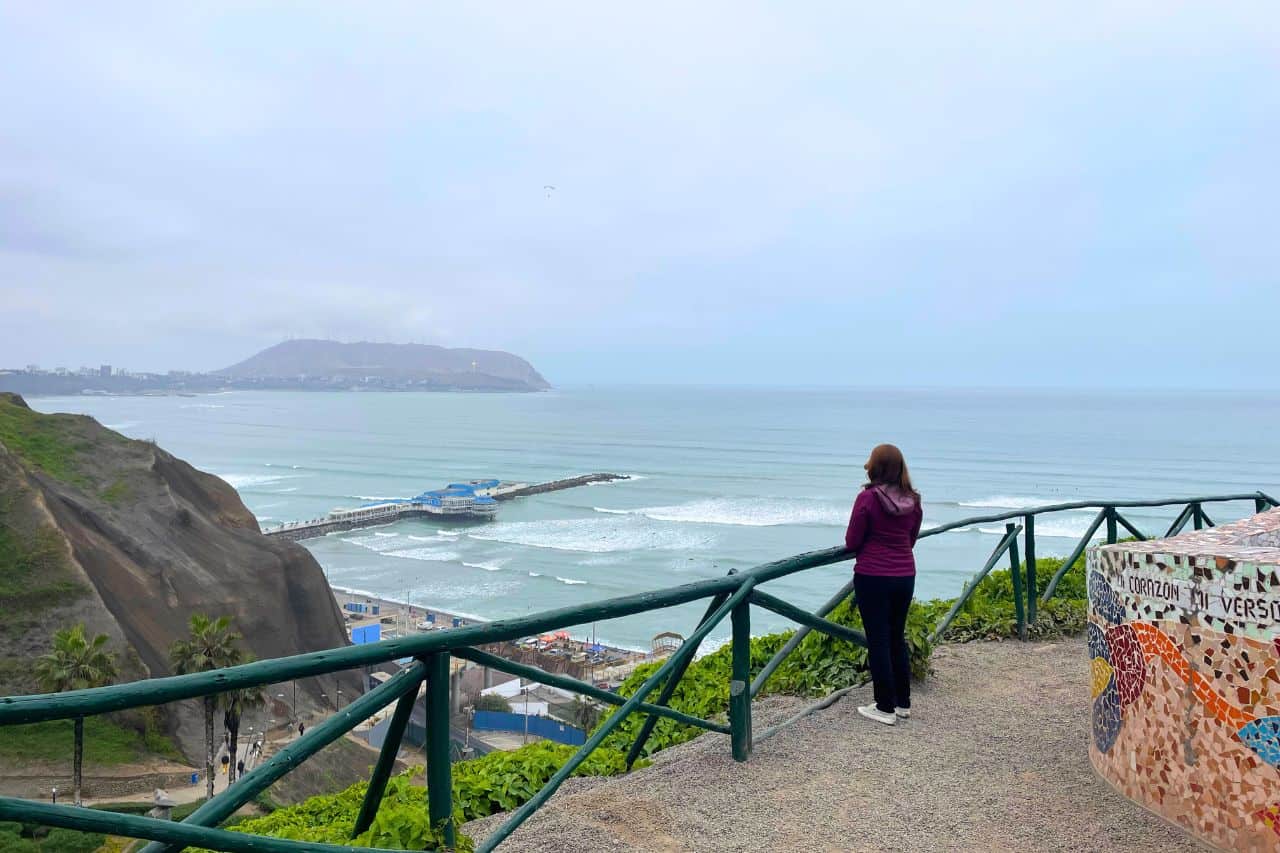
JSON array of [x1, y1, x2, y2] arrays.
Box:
[[1, 2, 1277, 385]]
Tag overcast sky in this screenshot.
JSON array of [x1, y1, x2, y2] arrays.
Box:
[[1, 3, 1277, 387]]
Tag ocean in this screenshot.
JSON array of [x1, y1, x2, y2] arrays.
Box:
[[28, 387, 1280, 650]]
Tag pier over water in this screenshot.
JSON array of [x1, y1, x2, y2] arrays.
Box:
[[263, 473, 629, 541]]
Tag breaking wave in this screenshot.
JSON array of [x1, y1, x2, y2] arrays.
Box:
[[978, 518, 1102, 539], [385, 547, 462, 563], [958, 495, 1057, 510], [340, 533, 405, 553], [463, 561, 506, 572], [220, 472, 295, 489], [468, 516, 713, 553], [592, 498, 845, 528]]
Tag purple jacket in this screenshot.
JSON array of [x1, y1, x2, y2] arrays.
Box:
[[844, 484, 923, 577]]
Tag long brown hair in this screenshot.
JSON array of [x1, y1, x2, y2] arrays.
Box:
[[863, 443, 919, 498]]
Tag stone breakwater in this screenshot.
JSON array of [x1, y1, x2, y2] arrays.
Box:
[[1087, 508, 1280, 851]]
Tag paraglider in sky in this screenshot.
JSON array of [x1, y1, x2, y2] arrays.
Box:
[[543, 185, 556, 198]]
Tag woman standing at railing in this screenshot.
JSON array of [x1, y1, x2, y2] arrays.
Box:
[[845, 443, 922, 726]]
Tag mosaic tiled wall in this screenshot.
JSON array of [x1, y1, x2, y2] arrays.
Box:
[[1088, 509, 1280, 851]]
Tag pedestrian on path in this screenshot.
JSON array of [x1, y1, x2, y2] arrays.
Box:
[[844, 443, 922, 727]]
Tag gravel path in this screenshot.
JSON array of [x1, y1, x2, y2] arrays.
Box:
[[465, 637, 1211, 852]]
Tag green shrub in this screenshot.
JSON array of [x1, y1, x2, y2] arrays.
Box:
[[0, 824, 20, 839], [918, 554, 1089, 643], [0, 836, 38, 853], [203, 745, 638, 852], [473, 693, 512, 713], [38, 829, 103, 853]]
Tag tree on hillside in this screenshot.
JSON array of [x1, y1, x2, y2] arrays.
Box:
[[34, 624, 119, 805], [169, 614, 245, 800], [569, 696, 601, 732], [474, 693, 512, 713], [222, 677, 265, 784]]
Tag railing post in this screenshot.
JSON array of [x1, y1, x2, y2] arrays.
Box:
[[1105, 506, 1118, 544], [424, 652, 454, 848], [1192, 502, 1204, 531], [1006, 523, 1026, 641], [353, 675, 423, 838], [729, 599, 752, 762], [1165, 504, 1190, 537], [1023, 514, 1036, 625]]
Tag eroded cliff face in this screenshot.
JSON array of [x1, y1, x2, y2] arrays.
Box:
[[0, 392, 352, 759]]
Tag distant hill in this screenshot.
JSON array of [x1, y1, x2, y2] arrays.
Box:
[[217, 339, 551, 391]]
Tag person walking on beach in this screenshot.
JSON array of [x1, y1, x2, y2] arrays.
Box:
[[844, 444, 922, 726]]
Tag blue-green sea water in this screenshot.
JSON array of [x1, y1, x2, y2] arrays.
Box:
[[30, 388, 1280, 650]]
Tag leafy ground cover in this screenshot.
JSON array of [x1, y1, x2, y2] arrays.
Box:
[[0, 823, 103, 853], [918, 554, 1089, 643], [203, 744, 637, 853], [0, 802, 205, 853]]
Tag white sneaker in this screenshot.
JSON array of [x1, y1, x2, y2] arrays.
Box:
[[857, 704, 896, 726], [895, 708, 911, 719]]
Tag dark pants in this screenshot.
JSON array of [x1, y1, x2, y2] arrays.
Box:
[[854, 572, 915, 713]]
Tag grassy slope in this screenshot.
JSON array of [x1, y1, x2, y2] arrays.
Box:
[[0, 472, 92, 696], [0, 719, 164, 766], [0, 400, 95, 489], [0, 396, 101, 631]]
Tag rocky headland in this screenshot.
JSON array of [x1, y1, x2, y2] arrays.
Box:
[[0, 392, 352, 762]]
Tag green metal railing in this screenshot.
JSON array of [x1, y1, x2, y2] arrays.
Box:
[[0, 490, 1274, 851]]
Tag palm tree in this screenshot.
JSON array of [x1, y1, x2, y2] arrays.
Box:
[[34, 624, 119, 806], [221, 679, 265, 783], [569, 696, 601, 732], [169, 614, 245, 800]]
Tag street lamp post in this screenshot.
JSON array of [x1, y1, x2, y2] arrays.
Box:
[[522, 688, 530, 745]]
